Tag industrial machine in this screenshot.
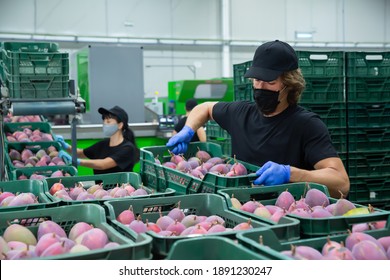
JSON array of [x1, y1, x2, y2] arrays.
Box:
[[167, 78, 234, 115]]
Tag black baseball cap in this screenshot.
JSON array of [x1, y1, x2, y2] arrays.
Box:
[[244, 40, 298, 82], [98, 106, 129, 127], [185, 98, 198, 111]]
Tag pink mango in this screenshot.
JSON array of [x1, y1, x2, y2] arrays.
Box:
[[68, 222, 94, 241], [37, 221, 66, 240], [80, 228, 109, 250]]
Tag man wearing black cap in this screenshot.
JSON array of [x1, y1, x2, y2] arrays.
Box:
[[173, 98, 206, 142], [56, 105, 139, 174], [166, 40, 349, 198]]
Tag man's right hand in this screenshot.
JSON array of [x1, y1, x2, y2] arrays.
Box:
[[55, 135, 70, 149], [166, 125, 195, 154]]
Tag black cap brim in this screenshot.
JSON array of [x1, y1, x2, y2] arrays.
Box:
[[244, 67, 282, 82], [98, 107, 111, 116]]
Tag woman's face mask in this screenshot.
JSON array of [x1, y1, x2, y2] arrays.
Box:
[[103, 123, 119, 137], [253, 87, 285, 115]]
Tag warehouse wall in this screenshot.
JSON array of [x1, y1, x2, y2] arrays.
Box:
[[0, 0, 389, 98]]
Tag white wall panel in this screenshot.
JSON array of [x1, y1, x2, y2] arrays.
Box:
[[143, 46, 222, 97], [344, 0, 386, 42], [0, 0, 35, 33]]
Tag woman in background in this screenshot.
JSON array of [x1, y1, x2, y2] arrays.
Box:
[[57, 106, 139, 174]]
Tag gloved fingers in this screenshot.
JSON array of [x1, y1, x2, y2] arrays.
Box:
[[254, 167, 273, 185], [54, 134, 63, 141], [171, 142, 187, 155], [166, 135, 179, 147], [256, 161, 273, 176], [58, 150, 71, 164]]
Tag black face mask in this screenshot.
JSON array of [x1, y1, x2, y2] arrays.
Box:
[[253, 88, 281, 115]]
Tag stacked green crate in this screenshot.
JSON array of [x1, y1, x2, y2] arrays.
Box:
[[296, 51, 347, 167], [0, 41, 69, 99], [346, 51, 390, 206], [205, 120, 231, 156]]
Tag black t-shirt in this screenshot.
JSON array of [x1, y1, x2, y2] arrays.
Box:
[[83, 138, 136, 175], [212, 101, 339, 170], [174, 116, 200, 142]]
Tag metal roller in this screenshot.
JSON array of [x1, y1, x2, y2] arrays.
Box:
[[11, 101, 77, 116]]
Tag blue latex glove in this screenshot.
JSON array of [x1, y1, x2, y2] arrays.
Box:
[[254, 161, 290, 186], [166, 125, 195, 154], [58, 150, 80, 166], [55, 135, 70, 149]]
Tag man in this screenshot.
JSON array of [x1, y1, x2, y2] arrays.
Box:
[[166, 40, 349, 198]]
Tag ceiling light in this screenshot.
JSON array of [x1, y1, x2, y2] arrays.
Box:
[[77, 36, 118, 43], [118, 38, 158, 44], [195, 40, 222, 45], [230, 41, 260, 46], [0, 33, 32, 39], [159, 39, 194, 45], [295, 32, 314, 39], [32, 35, 76, 41]]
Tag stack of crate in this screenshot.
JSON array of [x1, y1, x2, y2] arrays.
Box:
[[233, 60, 253, 102], [0, 41, 69, 99], [296, 51, 348, 167], [346, 52, 390, 207]]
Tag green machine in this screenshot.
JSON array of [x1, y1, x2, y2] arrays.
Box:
[[167, 78, 234, 115]]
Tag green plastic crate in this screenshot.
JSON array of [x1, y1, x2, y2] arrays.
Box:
[[300, 77, 345, 103], [218, 182, 390, 238], [348, 151, 390, 177], [348, 175, 390, 204], [217, 185, 305, 242], [234, 83, 253, 101], [206, 138, 232, 157], [140, 142, 259, 194], [205, 121, 230, 139], [348, 127, 390, 152], [1, 42, 59, 53], [233, 60, 252, 86], [5, 141, 66, 170], [0, 204, 152, 260], [3, 73, 69, 99], [346, 51, 390, 77], [347, 102, 390, 127], [1, 51, 68, 76], [104, 193, 272, 258], [347, 77, 390, 102], [296, 51, 345, 78], [327, 127, 348, 153], [166, 236, 264, 260], [4, 122, 54, 142], [236, 216, 390, 260], [299, 103, 347, 129], [1, 42, 68, 76], [0, 179, 56, 212], [8, 165, 78, 181], [43, 172, 175, 205]]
